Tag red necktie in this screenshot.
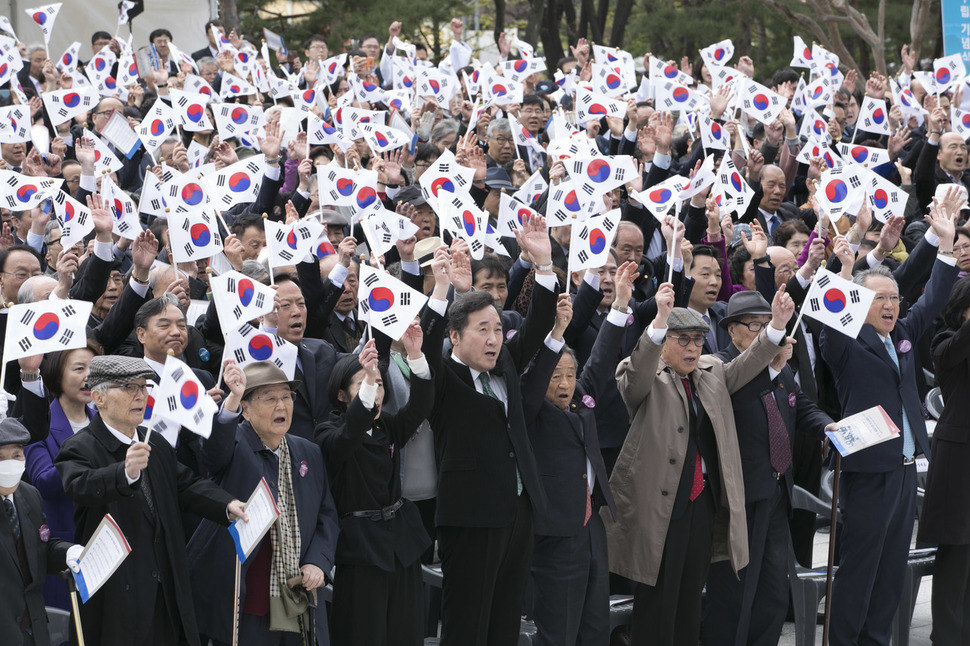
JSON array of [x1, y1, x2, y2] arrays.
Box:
[[584, 484, 592, 526], [681, 377, 704, 502], [762, 388, 793, 474]]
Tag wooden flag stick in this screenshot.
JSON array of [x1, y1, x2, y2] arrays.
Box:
[[789, 270, 817, 334], [69, 576, 86, 646], [822, 452, 842, 646], [667, 215, 678, 285], [232, 556, 242, 646]]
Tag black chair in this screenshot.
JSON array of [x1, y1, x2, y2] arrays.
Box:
[[890, 548, 936, 645]]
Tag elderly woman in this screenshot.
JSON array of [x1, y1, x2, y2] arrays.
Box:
[[20, 347, 96, 610], [315, 327, 434, 646], [919, 277, 970, 645], [187, 360, 339, 646]]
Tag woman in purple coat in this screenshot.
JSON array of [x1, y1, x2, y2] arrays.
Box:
[[22, 347, 96, 609]]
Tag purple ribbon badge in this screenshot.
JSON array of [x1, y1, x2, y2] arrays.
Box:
[[299, 461, 308, 478], [626, 313, 634, 327], [897, 340, 912, 354], [38, 524, 50, 542], [506, 329, 518, 340], [788, 392, 797, 408], [582, 395, 596, 408]]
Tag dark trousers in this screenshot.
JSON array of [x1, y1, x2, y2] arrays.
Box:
[[438, 492, 533, 646], [702, 484, 790, 646], [213, 612, 305, 646], [630, 486, 714, 646], [830, 464, 917, 646], [531, 511, 610, 646], [930, 542, 970, 645], [330, 558, 424, 646]]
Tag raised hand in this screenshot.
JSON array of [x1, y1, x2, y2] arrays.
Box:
[[653, 282, 675, 327], [514, 214, 552, 267], [401, 320, 424, 359], [551, 292, 573, 339], [770, 284, 794, 330]]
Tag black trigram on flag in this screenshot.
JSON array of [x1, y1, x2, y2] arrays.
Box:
[[614, 167, 625, 182], [58, 329, 74, 345], [192, 409, 205, 424], [6, 176, 18, 188], [848, 175, 861, 189], [57, 107, 68, 118], [363, 273, 379, 287], [246, 161, 260, 174], [61, 304, 76, 317], [298, 226, 313, 240], [400, 293, 410, 306], [470, 239, 483, 252], [232, 305, 243, 319], [577, 250, 589, 263], [809, 299, 820, 312], [580, 93, 592, 106], [177, 96, 189, 108], [381, 313, 398, 326], [581, 184, 595, 196], [437, 163, 450, 174], [839, 313, 853, 326], [233, 348, 246, 362], [150, 199, 164, 211], [279, 250, 294, 261], [17, 337, 31, 352], [19, 310, 36, 325], [817, 274, 831, 288], [216, 176, 226, 187], [274, 230, 286, 243], [849, 289, 861, 304], [183, 242, 194, 256], [253, 293, 265, 308], [171, 367, 185, 382], [602, 217, 615, 232], [116, 221, 130, 233], [166, 394, 177, 409]]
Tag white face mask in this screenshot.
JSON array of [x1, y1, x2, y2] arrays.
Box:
[[0, 458, 26, 488]]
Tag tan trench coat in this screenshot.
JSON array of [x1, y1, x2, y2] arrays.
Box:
[[603, 329, 782, 586]]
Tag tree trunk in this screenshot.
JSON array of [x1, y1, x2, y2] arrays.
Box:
[[909, 0, 934, 62], [493, 0, 506, 48], [582, 0, 603, 43], [540, 0, 565, 65], [610, 0, 634, 48], [525, 0, 546, 46], [596, 0, 611, 44], [219, 0, 239, 32]]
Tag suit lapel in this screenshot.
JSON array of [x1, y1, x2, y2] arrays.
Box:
[[859, 326, 900, 377], [298, 344, 317, 403], [18, 495, 41, 583], [0, 509, 21, 578]]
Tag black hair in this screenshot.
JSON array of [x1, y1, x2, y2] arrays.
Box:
[[41, 347, 96, 399], [772, 219, 810, 249], [690, 243, 718, 270], [91, 31, 111, 45], [0, 244, 42, 273], [148, 29, 173, 44], [471, 256, 509, 285], [303, 34, 328, 50], [556, 56, 576, 72], [770, 68, 800, 88], [359, 34, 380, 46], [728, 247, 751, 286], [269, 272, 300, 289], [134, 295, 183, 331], [448, 291, 501, 337], [327, 353, 388, 411], [414, 142, 440, 166], [230, 212, 264, 236], [942, 276, 970, 330], [521, 94, 543, 110], [204, 20, 224, 35]]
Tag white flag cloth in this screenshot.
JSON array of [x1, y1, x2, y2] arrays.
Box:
[[152, 356, 218, 439], [574, 86, 624, 122], [169, 89, 213, 132], [802, 268, 876, 338], [317, 164, 366, 208], [648, 57, 694, 86], [360, 208, 419, 258], [219, 73, 257, 99], [678, 154, 717, 200], [565, 155, 637, 201], [739, 79, 786, 125], [513, 170, 548, 206], [796, 139, 842, 170], [81, 129, 123, 176], [3, 298, 91, 362], [855, 96, 891, 136], [653, 80, 701, 113], [837, 143, 890, 169], [137, 99, 177, 154], [349, 75, 388, 105], [438, 192, 487, 260], [502, 58, 546, 83], [265, 217, 325, 269], [213, 103, 264, 140], [223, 323, 298, 380], [52, 190, 93, 248], [799, 110, 831, 143], [165, 172, 210, 215], [630, 175, 688, 219], [699, 39, 734, 69], [138, 172, 169, 219], [0, 170, 58, 210], [100, 176, 141, 240], [699, 116, 729, 151], [804, 78, 833, 110], [568, 210, 620, 272], [816, 165, 866, 220], [716, 154, 755, 211], [168, 208, 223, 263], [498, 194, 539, 236], [933, 53, 966, 92], [511, 35, 534, 59], [24, 3, 60, 45], [417, 68, 458, 109], [485, 77, 524, 106], [307, 113, 353, 150], [42, 87, 96, 127], [183, 74, 215, 99], [0, 104, 31, 143], [790, 35, 813, 69], [863, 168, 907, 223], [508, 114, 544, 154], [358, 122, 411, 154], [419, 150, 475, 212], [206, 155, 265, 208], [210, 271, 276, 332], [358, 265, 428, 341]]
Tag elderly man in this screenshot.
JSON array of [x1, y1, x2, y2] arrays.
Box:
[[55, 356, 247, 646], [605, 282, 793, 646], [1, 417, 81, 646], [188, 360, 338, 646], [486, 119, 515, 168]]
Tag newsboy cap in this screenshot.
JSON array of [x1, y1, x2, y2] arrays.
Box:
[[86, 356, 155, 389], [0, 417, 30, 447], [666, 307, 711, 333]]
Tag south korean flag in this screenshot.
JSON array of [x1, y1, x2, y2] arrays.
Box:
[[24, 3, 61, 45], [184, 74, 215, 100], [574, 86, 625, 123], [629, 175, 688, 220], [358, 264, 429, 341], [855, 96, 891, 137], [137, 98, 177, 154], [649, 57, 694, 86], [82, 129, 123, 176], [498, 193, 539, 236], [168, 208, 223, 263], [100, 176, 141, 240], [55, 41, 80, 74], [214, 103, 264, 140], [0, 170, 58, 210], [566, 155, 637, 201], [3, 298, 91, 363], [546, 177, 593, 227], [52, 190, 93, 248], [138, 172, 169, 219], [933, 53, 966, 92], [169, 89, 213, 132], [815, 165, 866, 220], [418, 150, 475, 212], [802, 268, 875, 339], [837, 143, 890, 169], [739, 79, 786, 126], [223, 323, 298, 380], [318, 164, 364, 208], [417, 68, 457, 109], [220, 72, 257, 99], [568, 210, 620, 272], [439, 192, 487, 260], [654, 80, 700, 112], [699, 39, 734, 69], [716, 154, 755, 211], [513, 170, 548, 207], [359, 208, 419, 259], [152, 356, 218, 439], [863, 167, 906, 223], [264, 217, 325, 269], [307, 113, 353, 150], [699, 116, 729, 151], [502, 58, 546, 83], [206, 155, 265, 208], [358, 122, 412, 155], [210, 271, 276, 331], [0, 104, 31, 143]]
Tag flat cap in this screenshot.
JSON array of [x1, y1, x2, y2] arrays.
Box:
[[719, 291, 772, 329], [0, 418, 30, 447], [485, 166, 515, 191], [87, 356, 155, 389], [666, 307, 711, 333], [243, 362, 301, 400], [396, 185, 428, 207]]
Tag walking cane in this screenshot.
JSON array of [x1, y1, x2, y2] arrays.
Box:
[[232, 555, 242, 646], [821, 452, 842, 646], [61, 569, 86, 646]]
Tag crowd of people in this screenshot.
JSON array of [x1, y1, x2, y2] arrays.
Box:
[[0, 8, 969, 646]]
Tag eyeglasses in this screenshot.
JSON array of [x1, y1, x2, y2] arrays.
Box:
[[47, 236, 61, 246], [873, 294, 901, 303], [732, 320, 769, 332], [668, 334, 705, 347], [520, 108, 542, 116], [2, 270, 41, 281], [775, 265, 797, 277], [491, 136, 514, 145], [106, 383, 147, 397], [954, 243, 970, 254], [250, 392, 295, 406]]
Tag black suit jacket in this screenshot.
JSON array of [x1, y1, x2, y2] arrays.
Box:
[[424, 281, 556, 527], [716, 343, 832, 505], [1, 483, 71, 646], [55, 416, 233, 646], [290, 337, 342, 441], [522, 319, 620, 536]]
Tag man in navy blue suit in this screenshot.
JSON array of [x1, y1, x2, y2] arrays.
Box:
[[820, 210, 959, 646]]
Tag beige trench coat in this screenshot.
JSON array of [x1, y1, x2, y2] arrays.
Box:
[[603, 329, 782, 586]]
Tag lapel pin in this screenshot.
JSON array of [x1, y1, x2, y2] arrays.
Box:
[[38, 524, 50, 542], [897, 339, 911, 354], [299, 460, 308, 477]]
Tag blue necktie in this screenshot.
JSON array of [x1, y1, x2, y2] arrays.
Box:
[[883, 337, 915, 458], [480, 372, 523, 495]]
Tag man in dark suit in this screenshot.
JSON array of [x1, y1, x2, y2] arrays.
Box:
[[684, 244, 731, 354], [702, 291, 834, 646], [516, 95, 549, 175], [821, 218, 959, 646], [745, 165, 805, 237], [55, 356, 246, 646], [190, 20, 224, 61], [1, 417, 80, 646], [423, 216, 556, 646], [188, 360, 339, 646]]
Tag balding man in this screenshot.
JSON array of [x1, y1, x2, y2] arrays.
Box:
[[16, 275, 57, 304], [914, 107, 970, 209], [753, 166, 801, 237], [613, 221, 656, 302]]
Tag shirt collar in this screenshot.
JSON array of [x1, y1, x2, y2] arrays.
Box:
[[102, 420, 136, 446], [143, 356, 165, 377], [451, 353, 483, 384]]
